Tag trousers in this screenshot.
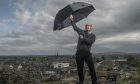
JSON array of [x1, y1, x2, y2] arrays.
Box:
[[76, 50, 97, 83]]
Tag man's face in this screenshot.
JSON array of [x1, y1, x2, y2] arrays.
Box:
[[85, 23, 93, 32]]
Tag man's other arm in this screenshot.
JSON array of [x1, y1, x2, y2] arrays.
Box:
[[83, 34, 96, 45]]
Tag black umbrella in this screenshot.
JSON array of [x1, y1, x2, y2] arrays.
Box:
[[53, 2, 95, 31]]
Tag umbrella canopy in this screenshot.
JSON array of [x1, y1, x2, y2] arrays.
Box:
[[53, 2, 95, 31]]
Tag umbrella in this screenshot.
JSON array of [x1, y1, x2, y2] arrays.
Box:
[[53, 2, 95, 31]]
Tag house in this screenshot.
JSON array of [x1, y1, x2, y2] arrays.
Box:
[[9, 65, 14, 69], [45, 70, 56, 75], [17, 64, 23, 70], [52, 62, 71, 69]]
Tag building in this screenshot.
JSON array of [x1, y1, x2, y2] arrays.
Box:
[[52, 62, 71, 69]]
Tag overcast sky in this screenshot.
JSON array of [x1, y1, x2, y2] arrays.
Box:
[[0, 0, 140, 55]]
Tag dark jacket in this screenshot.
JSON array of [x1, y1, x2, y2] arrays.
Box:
[[71, 21, 96, 52]]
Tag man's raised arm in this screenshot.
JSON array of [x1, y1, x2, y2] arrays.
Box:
[[70, 15, 84, 35]]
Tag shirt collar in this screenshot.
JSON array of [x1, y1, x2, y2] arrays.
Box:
[[88, 32, 92, 34], [85, 31, 92, 34]]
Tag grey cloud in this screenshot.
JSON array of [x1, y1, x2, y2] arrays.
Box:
[[90, 0, 140, 40], [2, 36, 37, 48], [114, 1, 140, 25], [92, 40, 140, 53]]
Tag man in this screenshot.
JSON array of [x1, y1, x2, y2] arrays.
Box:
[[70, 14, 97, 84]]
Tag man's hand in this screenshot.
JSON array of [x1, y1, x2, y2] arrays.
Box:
[[70, 14, 74, 21], [80, 34, 84, 39]]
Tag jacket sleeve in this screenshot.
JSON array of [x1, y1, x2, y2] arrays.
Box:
[[71, 21, 84, 35], [83, 34, 96, 45]]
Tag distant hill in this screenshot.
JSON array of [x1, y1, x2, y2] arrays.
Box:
[[93, 52, 140, 57]]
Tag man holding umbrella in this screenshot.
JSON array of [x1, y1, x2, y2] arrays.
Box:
[[53, 2, 97, 84], [70, 14, 97, 84]]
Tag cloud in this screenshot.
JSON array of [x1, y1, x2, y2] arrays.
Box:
[[0, 0, 140, 55], [15, 9, 31, 25], [114, 0, 140, 25], [97, 31, 140, 44]]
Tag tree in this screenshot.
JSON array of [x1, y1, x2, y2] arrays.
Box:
[[127, 55, 138, 67], [102, 56, 105, 60], [0, 76, 8, 84], [137, 63, 140, 75]]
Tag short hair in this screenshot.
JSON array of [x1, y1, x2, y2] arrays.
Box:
[[85, 23, 93, 27]]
